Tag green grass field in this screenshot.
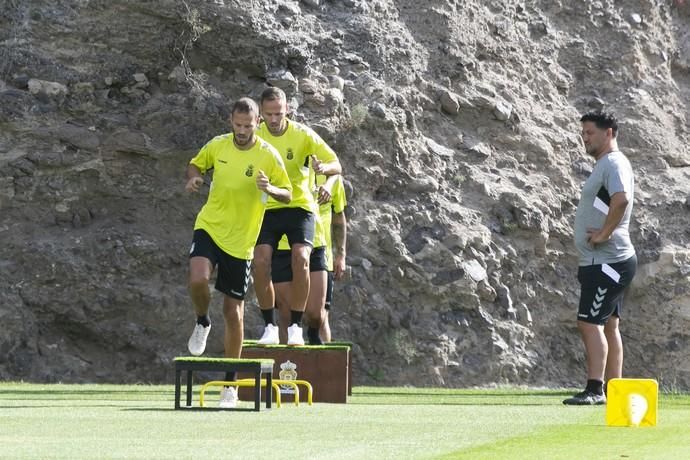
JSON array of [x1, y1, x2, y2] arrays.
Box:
[[1, 383, 688, 459]]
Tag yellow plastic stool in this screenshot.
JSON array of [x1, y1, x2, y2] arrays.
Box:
[[606, 378, 658, 427]]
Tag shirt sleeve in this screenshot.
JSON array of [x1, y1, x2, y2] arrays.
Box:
[[307, 128, 338, 163], [269, 151, 292, 192], [189, 140, 215, 174], [331, 177, 347, 213], [604, 158, 632, 196]]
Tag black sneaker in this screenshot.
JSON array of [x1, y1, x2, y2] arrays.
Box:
[[562, 390, 606, 405]]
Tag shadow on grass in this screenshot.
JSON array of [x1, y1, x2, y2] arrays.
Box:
[[120, 407, 263, 412], [0, 389, 170, 397], [348, 390, 574, 406], [0, 404, 169, 409], [120, 408, 177, 412], [349, 401, 563, 406], [354, 390, 574, 397], [0, 389, 174, 401]]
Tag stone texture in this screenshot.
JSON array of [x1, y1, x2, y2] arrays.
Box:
[[440, 90, 461, 115]]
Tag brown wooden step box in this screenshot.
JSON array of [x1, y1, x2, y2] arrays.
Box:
[[238, 344, 350, 404]]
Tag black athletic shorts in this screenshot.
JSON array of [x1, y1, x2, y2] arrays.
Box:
[[325, 271, 334, 310], [189, 229, 251, 300], [271, 246, 327, 283], [577, 254, 637, 325], [256, 207, 315, 249]]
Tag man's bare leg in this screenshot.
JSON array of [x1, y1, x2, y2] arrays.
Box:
[[253, 244, 275, 310], [320, 312, 332, 342], [563, 320, 608, 405], [254, 244, 280, 344], [305, 270, 327, 345], [223, 297, 244, 358], [187, 256, 213, 355], [219, 296, 244, 408], [275, 281, 291, 344], [578, 320, 608, 381], [604, 316, 623, 382], [289, 244, 312, 313], [286, 244, 311, 345], [189, 256, 213, 317]]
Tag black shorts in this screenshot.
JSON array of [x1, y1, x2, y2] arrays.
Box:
[[256, 208, 315, 249], [325, 271, 334, 310], [271, 247, 327, 283], [577, 255, 637, 325], [189, 229, 251, 300]]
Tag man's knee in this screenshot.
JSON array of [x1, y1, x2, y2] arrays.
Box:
[[253, 247, 273, 275], [223, 299, 243, 322], [189, 257, 212, 290], [303, 306, 324, 326], [275, 283, 291, 308], [577, 319, 603, 334], [188, 272, 210, 291], [291, 247, 311, 272], [603, 317, 620, 335]]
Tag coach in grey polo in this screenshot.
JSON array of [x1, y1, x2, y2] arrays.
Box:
[[564, 111, 638, 406]]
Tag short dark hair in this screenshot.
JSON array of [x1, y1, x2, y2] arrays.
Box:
[[580, 111, 618, 137], [232, 97, 259, 116], [260, 87, 286, 105]]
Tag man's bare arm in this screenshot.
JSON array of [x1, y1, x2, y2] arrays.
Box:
[[332, 211, 347, 279], [587, 191, 629, 244], [185, 164, 204, 192]]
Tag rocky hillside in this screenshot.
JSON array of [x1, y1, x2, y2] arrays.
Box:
[[1, 0, 689, 388]]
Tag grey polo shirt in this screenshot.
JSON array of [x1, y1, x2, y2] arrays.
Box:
[[574, 150, 635, 266]]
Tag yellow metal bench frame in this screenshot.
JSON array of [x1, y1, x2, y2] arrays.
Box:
[[199, 380, 286, 408], [237, 379, 313, 406]]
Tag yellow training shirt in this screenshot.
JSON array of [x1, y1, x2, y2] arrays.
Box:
[[257, 120, 338, 212], [189, 134, 291, 260]]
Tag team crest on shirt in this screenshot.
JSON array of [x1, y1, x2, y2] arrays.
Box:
[[286, 148, 294, 160], [245, 165, 254, 177]]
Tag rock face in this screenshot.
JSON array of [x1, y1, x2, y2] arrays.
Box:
[[1, 0, 689, 388]]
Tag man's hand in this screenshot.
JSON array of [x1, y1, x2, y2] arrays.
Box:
[[586, 227, 610, 245], [317, 186, 332, 204], [257, 170, 291, 203], [311, 155, 327, 175], [334, 254, 346, 280], [256, 170, 270, 192], [185, 176, 204, 193], [586, 192, 628, 247]]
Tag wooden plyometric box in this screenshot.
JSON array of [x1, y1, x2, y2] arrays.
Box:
[[238, 343, 351, 404]]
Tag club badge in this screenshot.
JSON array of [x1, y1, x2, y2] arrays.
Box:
[[279, 360, 298, 395]]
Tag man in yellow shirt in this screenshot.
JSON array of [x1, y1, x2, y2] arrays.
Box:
[[319, 175, 348, 342], [185, 98, 291, 407], [272, 172, 347, 344], [253, 87, 342, 346]]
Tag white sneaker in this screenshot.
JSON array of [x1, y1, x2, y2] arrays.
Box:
[[219, 386, 237, 409], [187, 323, 211, 356], [257, 324, 279, 345], [287, 324, 305, 346]]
